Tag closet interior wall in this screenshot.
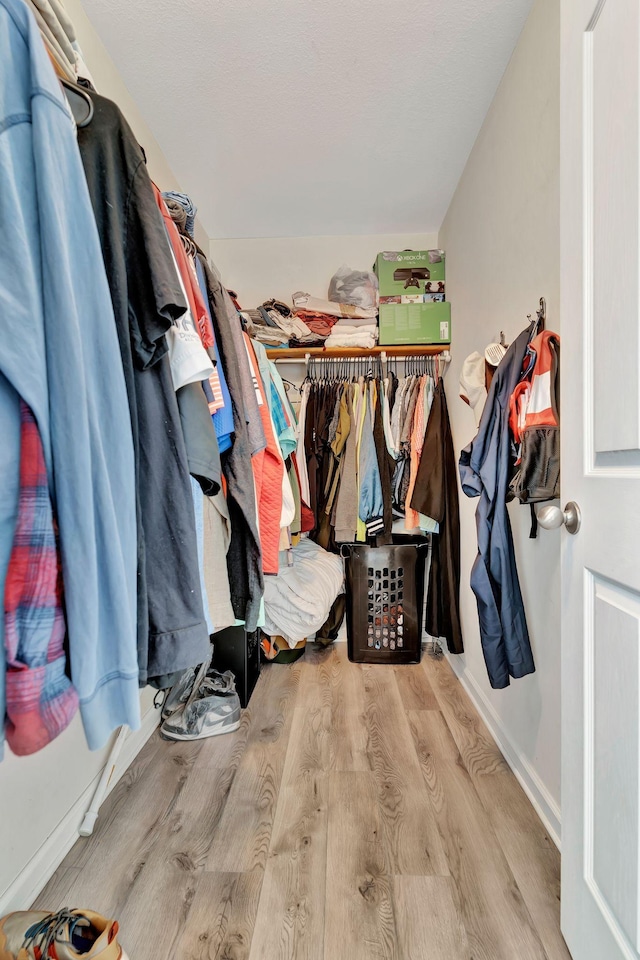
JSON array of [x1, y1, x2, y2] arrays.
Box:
[[209, 233, 439, 309], [0, 3, 211, 915], [62, 0, 207, 250], [438, 0, 561, 842]]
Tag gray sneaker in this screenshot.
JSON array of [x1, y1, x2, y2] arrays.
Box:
[[161, 655, 234, 722], [161, 665, 199, 721], [160, 670, 241, 741]]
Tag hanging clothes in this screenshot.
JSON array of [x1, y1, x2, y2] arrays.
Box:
[[190, 477, 214, 635], [508, 329, 561, 513], [198, 256, 264, 631], [202, 490, 236, 633], [244, 335, 284, 576], [208, 274, 266, 461], [162, 191, 198, 237], [163, 246, 214, 393], [398, 377, 421, 514], [176, 381, 221, 497], [390, 375, 412, 517], [372, 377, 395, 540], [357, 382, 384, 538], [459, 325, 536, 687], [249, 340, 298, 556], [25, 0, 77, 79], [296, 382, 312, 509], [76, 89, 210, 687], [160, 193, 226, 422], [0, 1, 142, 751], [194, 256, 234, 453], [305, 375, 395, 546], [156, 189, 214, 350], [334, 385, 359, 543], [405, 375, 429, 531], [269, 365, 297, 459], [410, 380, 463, 655]]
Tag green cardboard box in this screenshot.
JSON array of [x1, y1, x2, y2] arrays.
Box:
[[374, 249, 445, 297], [378, 301, 451, 346]]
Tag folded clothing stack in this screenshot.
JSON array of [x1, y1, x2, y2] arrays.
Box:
[[324, 323, 378, 349], [242, 310, 289, 347], [292, 310, 338, 345], [243, 299, 320, 347], [292, 292, 379, 349], [292, 291, 378, 321]]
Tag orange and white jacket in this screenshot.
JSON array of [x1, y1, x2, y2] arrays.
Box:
[[508, 330, 560, 504]]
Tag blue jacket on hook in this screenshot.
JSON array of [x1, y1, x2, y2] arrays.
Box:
[[459, 325, 535, 688]]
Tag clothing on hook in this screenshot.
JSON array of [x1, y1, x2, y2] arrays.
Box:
[[459, 324, 537, 686]]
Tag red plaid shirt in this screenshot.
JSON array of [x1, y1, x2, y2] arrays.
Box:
[[4, 402, 78, 755]]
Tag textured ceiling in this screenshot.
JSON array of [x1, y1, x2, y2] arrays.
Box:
[[80, 0, 533, 240]]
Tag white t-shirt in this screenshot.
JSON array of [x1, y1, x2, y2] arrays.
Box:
[[166, 249, 214, 391]]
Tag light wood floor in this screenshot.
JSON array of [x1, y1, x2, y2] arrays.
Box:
[[36, 644, 571, 960]]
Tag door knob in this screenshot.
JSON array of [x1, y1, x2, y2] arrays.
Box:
[[537, 501, 581, 535]]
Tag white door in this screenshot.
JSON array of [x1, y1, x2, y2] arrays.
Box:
[[561, 0, 640, 958]]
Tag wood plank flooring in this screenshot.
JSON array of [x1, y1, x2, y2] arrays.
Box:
[[35, 644, 571, 960]]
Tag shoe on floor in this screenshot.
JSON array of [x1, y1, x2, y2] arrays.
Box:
[[161, 664, 198, 721], [0, 908, 128, 959], [160, 669, 240, 741], [160, 656, 234, 722]]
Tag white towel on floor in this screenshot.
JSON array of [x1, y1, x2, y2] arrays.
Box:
[[263, 538, 344, 647]]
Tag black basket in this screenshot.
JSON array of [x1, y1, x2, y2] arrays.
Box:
[[342, 535, 430, 664]]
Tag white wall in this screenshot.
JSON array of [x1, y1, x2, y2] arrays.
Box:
[[64, 0, 178, 191], [209, 233, 439, 308], [64, 0, 209, 248], [0, 2, 201, 913], [438, 0, 561, 842]]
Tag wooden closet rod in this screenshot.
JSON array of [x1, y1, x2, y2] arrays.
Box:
[[266, 345, 451, 360]]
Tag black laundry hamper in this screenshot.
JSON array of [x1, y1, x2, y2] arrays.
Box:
[[341, 535, 430, 664]]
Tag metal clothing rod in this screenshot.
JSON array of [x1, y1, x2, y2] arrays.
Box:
[[288, 350, 451, 383], [269, 348, 452, 384]]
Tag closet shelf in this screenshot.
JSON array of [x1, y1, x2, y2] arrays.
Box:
[[266, 344, 451, 360]]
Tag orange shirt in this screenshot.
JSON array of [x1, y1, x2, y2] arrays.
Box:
[[243, 334, 284, 576]]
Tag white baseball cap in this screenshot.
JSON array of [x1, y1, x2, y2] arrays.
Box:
[[459, 352, 487, 425]]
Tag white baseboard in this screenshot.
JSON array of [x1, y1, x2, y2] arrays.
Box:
[[0, 704, 160, 916], [446, 655, 562, 849]]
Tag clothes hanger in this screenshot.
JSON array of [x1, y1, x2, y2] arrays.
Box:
[[60, 78, 94, 127], [181, 234, 197, 258], [281, 377, 301, 397]]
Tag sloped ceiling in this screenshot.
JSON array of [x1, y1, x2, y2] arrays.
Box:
[[81, 0, 533, 240]]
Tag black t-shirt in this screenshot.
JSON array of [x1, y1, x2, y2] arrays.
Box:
[[78, 92, 210, 685]]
